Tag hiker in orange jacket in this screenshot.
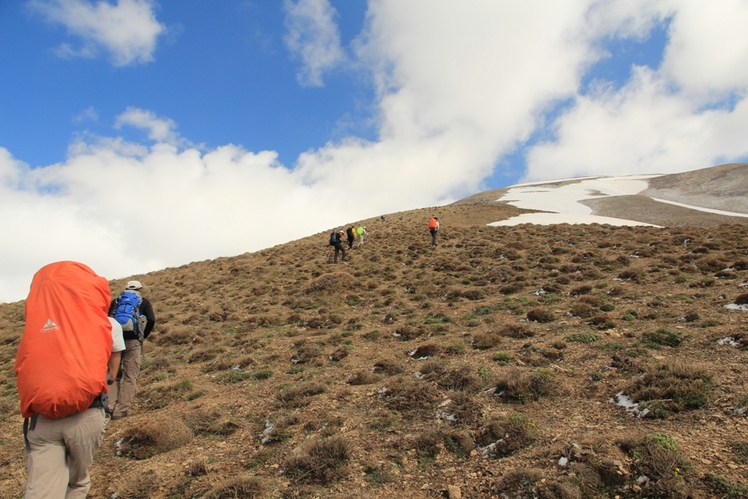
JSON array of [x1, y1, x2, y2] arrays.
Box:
[[428, 217, 440, 246]]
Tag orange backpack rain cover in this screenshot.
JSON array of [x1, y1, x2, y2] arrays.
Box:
[[15, 261, 112, 419]]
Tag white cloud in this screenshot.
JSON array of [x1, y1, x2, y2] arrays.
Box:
[[114, 107, 182, 145], [661, 0, 748, 97], [523, 0, 748, 182], [72, 106, 99, 123], [283, 0, 345, 87], [30, 0, 165, 66]]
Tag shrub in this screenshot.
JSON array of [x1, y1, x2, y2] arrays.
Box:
[[498, 324, 534, 339], [347, 370, 380, 385], [119, 419, 193, 460], [276, 383, 326, 408], [444, 343, 465, 355], [394, 325, 423, 341], [426, 366, 482, 393], [641, 328, 683, 348], [615, 433, 691, 496], [183, 408, 240, 436], [472, 332, 501, 350], [624, 362, 711, 418], [526, 308, 554, 323], [495, 468, 544, 497], [587, 315, 616, 330], [372, 358, 403, 375], [476, 413, 537, 458], [409, 344, 441, 359], [570, 285, 593, 296], [112, 470, 159, 499], [284, 436, 352, 485], [569, 302, 595, 319], [203, 476, 265, 499], [492, 352, 511, 365], [444, 430, 475, 457], [704, 474, 748, 498], [494, 368, 555, 403], [378, 379, 440, 414], [731, 441, 748, 463], [578, 295, 603, 307], [565, 332, 599, 344], [216, 369, 251, 384]]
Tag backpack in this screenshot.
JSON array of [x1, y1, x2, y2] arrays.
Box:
[[356, 226, 364, 236], [15, 261, 112, 419], [329, 231, 337, 246], [112, 290, 142, 334], [428, 218, 438, 229]]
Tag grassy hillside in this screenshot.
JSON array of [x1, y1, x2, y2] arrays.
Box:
[[1, 202, 748, 498]]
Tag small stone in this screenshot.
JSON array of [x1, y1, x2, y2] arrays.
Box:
[[447, 485, 462, 499]]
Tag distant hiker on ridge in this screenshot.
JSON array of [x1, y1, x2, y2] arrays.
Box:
[[346, 226, 356, 250], [329, 230, 348, 263], [428, 216, 440, 246], [108, 280, 156, 420]]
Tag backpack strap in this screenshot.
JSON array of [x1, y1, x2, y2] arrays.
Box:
[[23, 414, 39, 453]]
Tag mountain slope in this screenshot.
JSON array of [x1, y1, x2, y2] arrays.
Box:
[[0, 179, 748, 498], [456, 163, 748, 228], [642, 163, 748, 214]]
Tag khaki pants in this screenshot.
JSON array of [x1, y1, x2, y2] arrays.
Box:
[[110, 339, 141, 417], [25, 408, 106, 499]]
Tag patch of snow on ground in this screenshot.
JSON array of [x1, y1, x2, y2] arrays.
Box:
[[489, 176, 659, 227], [726, 304, 748, 311]]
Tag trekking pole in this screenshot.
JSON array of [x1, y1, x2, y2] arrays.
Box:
[[138, 330, 145, 361]]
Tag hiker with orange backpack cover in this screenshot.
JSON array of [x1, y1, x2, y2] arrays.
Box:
[[428, 216, 439, 246], [15, 261, 125, 498]]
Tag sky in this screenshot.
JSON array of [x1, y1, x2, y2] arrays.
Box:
[[2, 0, 748, 303]]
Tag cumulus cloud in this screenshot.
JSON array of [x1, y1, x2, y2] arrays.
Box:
[[283, 0, 345, 87], [114, 107, 183, 145], [523, 0, 748, 181], [29, 0, 165, 66]]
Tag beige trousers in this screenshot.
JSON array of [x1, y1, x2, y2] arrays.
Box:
[[110, 339, 141, 417], [25, 408, 105, 499]]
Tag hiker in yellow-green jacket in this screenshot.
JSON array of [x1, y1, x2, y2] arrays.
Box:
[[356, 226, 368, 247]]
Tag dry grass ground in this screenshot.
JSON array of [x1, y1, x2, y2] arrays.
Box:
[[1, 201, 748, 498]]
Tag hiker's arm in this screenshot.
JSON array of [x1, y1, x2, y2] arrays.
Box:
[[141, 299, 156, 338], [107, 351, 122, 384]]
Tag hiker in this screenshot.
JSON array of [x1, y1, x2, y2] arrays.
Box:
[[346, 226, 356, 250], [380, 215, 386, 222], [428, 216, 440, 246], [108, 280, 156, 420], [15, 261, 125, 498], [356, 226, 368, 247], [330, 230, 348, 263]]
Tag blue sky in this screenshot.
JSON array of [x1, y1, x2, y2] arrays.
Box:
[[2, 0, 748, 303]]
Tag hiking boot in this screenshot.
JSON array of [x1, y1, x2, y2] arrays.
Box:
[[111, 412, 128, 420]]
